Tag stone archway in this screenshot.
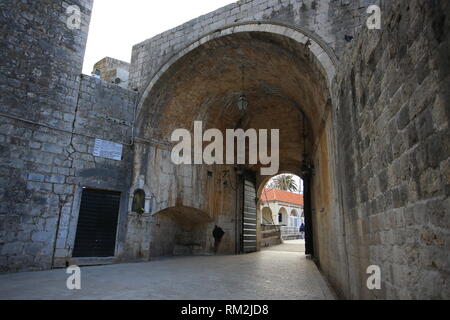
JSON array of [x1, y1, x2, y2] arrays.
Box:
[[129, 24, 338, 260], [136, 22, 337, 116]]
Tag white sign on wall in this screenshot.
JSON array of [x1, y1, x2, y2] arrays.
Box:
[[93, 138, 123, 161]]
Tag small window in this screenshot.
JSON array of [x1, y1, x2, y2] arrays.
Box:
[[278, 213, 283, 223], [132, 189, 145, 214]]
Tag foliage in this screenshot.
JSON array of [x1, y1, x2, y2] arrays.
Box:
[[268, 174, 299, 192]]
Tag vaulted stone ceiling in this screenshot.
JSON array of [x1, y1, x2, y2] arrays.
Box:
[[138, 31, 330, 175]]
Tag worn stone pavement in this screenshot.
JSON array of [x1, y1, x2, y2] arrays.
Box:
[[0, 240, 335, 300]]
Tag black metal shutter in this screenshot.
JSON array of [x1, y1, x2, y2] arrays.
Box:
[[242, 176, 257, 253], [72, 188, 121, 258]]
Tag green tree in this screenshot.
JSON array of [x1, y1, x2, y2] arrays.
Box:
[[268, 174, 299, 192]]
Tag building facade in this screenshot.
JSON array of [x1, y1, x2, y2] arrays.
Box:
[[260, 188, 304, 228]]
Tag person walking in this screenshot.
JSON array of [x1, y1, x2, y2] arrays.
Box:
[[299, 222, 305, 239], [212, 225, 225, 254]]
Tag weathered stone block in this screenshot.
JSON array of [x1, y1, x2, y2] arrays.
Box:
[[27, 173, 45, 183], [1, 242, 23, 255], [31, 231, 53, 243]]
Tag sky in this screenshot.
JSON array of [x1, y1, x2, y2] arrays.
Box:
[[82, 0, 235, 74]]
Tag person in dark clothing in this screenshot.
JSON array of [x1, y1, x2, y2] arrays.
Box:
[[212, 225, 225, 254], [299, 223, 305, 239]]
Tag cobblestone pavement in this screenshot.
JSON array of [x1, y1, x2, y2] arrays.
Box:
[[0, 241, 335, 300]]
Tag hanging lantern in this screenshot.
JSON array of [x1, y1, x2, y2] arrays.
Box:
[[237, 94, 249, 112]]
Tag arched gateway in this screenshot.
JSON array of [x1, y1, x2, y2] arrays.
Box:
[[1, 0, 448, 301], [127, 22, 338, 259]]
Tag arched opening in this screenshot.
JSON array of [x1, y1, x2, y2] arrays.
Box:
[[259, 173, 305, 245], [290, 209, 299, 228], [262, 207, 273, 224], [131, 189, 145, 214], [132, 27, 336, 260], [150, 206, 214, 257], [278, 207, 288, 225]]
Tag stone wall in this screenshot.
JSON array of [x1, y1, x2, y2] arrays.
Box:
[[126, 144, 238, 258], [0, 0, 93, 272], [328, 0, 450, 299], [129, 0, 379, 91], [0, 0, 138, 272], [0, 0, 92, 124], [0, 74, 137, 272], [52, 75, 137, 268]]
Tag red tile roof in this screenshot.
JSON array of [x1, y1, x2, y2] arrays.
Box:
[[261, 188, 304, 205]]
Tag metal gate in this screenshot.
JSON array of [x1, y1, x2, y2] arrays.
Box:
[[242, 177, 257, 253], [72, 188, 121, 258]]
